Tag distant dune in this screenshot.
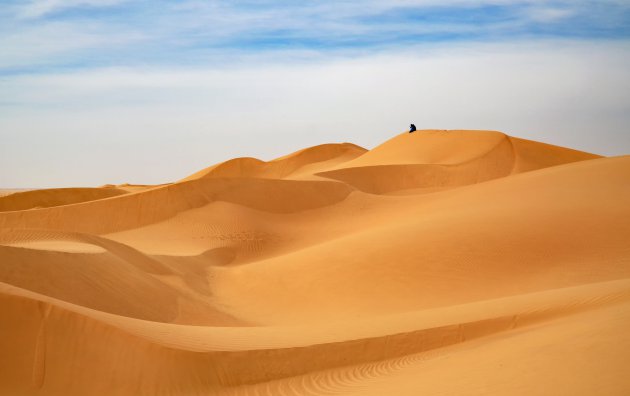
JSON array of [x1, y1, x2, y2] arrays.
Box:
[[0, 187, 129, 212], [1, 130, 628, 395]]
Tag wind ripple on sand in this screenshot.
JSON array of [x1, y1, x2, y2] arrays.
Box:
[[0, 131, 627, 395], [1, 279, 629, 394]]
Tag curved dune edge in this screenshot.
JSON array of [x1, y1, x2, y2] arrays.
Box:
[[0, 178, 354, 234], [1, 278, 629, 394], [180, 142, 367, 181], [0, 131, 600, 233], [335, 130, 598, 167], [316, 132, 601, 193], [0, 187, 128, 212], [340, 130, 510, 167], [3, 278, 629, 350], [0, 228, 247, 325], [0, 131, 627, 395], [1, 157, 628, 324], [207, 156, 630, 324], [211, 300, 630, 396], [0, 189, 31, 197], [99, 155, 629, 260]]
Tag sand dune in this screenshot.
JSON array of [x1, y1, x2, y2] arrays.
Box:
[[0, 187, 128, 212], [0, 178, 354, 234], [317, 130, 600, 193], [0, 130, 628, 395], [181, 142, 366, 181]]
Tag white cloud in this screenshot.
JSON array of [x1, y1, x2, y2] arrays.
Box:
[[18, 0, 127, 19], [2, 0, 628, 72], [524, 6, 576, 23], [1, 40, 629, 188], [0, 21, 145, 69]]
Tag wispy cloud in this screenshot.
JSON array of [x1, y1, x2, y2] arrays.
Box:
[[0, 21, 145, 71], [17, 0, 128, 19], [1, 0, 629, 73], [1, 1, 629, 187], [2, 40, 629, 187], [523, 6, 575, 23]]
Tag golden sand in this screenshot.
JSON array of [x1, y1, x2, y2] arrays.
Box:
[[1, 130, 628, 395]]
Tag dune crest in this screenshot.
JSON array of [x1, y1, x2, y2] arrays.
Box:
[[181, 142, 366, 181], [0, 187, 128, 212], [316, 130, 601, 193], [1, 130, 628, 395]]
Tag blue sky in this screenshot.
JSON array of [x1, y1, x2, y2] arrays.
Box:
[[1, 1, 630, 187], [1, 0, 629, 73]]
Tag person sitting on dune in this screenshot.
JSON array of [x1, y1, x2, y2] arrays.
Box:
[[409, 124, 416, 133]]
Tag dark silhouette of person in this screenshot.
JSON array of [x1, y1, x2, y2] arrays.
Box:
[[409, 124, 416, 133]]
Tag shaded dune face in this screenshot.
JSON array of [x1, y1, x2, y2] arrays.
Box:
[[0, 178, 354, 234], [1, 130, 629, 396], [316, 130, 600, 193], [180, 142, 367, 181], [0, 187, 128, 212]]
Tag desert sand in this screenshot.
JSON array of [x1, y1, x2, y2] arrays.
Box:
[[1, 130, 629, 395]]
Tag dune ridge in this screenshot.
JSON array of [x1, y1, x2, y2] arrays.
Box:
[[316, 130, 600, 193], [0, 187, 128, 212], [181, 142, 366, 181], [0, 130, 628, 395], [0, 178, 353, 234], [2, 278, 629, 394]]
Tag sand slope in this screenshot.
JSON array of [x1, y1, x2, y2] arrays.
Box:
[[0, 130, 628, 395], [317, 130, 600, 193], [181, 142, 366, 181], [0, 187, 128, 212]]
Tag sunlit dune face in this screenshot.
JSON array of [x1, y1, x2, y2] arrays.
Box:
[[1, 131, 629, 395]]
